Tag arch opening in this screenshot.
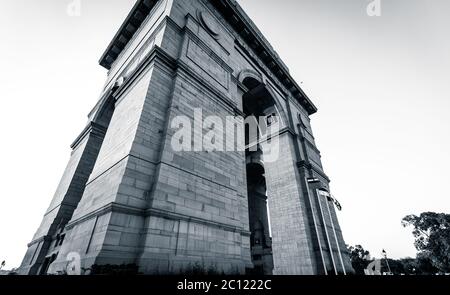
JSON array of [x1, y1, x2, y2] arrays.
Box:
[[242, 77, 277, 275]]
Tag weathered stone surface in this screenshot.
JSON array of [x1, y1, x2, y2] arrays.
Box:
[[18, 0, 353, 275]]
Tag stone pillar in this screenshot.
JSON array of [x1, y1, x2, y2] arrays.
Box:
[[263, 133, 318, 275], [135, 71, 252, 274], [45, 60, 173, 273], [18, 122, 108, 274]]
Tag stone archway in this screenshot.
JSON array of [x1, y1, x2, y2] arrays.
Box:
[[242, 76, 282, 275]]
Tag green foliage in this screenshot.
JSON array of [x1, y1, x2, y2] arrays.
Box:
[[382, 257, 438, 275], [402, 212, 450, 273], [347, 245, 371, 275], [347, 245, 439, 275]]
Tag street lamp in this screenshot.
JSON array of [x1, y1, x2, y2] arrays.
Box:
[[382, 249, 392, 274]]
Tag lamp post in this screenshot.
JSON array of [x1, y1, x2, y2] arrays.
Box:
[[382, 249, 392, 274]]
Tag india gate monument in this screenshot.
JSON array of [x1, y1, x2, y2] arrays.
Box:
[[18, 0, 353, 275]]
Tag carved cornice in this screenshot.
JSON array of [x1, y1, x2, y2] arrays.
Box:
[[297, 160, 330, 183], [99, 0, 317, 115], [70, 122, 107, 150], [147, 207, 251, 236], [27, 235, 52, 248], [64, 202, 250, 236], [112, 45, 177, 105], [112, 43, 244, 117], [65, 203, 145, 230], [99, 0, 159, 69]]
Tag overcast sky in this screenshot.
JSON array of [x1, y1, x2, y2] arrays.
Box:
[[1, 0, 449, 269]]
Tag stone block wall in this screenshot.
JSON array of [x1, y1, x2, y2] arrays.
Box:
[[19, 0, 353, 275]]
